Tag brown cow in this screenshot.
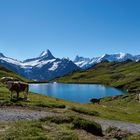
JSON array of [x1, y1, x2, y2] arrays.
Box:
[[6, 81, 29, 100], [1, 77, 29, 100]]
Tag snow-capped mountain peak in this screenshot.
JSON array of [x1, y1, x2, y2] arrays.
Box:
[[101, 54, 108, 58], [119, 52, 126, 58], [135, 55, 140, 62], [39, 49, 54, 59], [117, 52, 134, 61], [74, 55, 83, 62], [62, 57, 70, 60], [74, 55, 93, 69], [74, 55, 90, 62], [23, 50, 55, 63]]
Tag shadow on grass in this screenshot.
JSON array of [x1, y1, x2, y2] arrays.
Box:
[[10, 97, 30, 102]]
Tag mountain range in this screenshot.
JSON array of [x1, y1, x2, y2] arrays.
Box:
[[0, 50, 140, 81], [0, 50, 79, 81], [74, 52, 140, 69]]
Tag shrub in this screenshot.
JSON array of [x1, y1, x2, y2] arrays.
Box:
[[73, 117, 103, 136]]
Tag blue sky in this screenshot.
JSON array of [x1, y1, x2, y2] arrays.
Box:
[[0, 0, 140, 60]]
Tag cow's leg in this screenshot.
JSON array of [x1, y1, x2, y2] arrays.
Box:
[[16, 92, 19, 99], [10, 91, 13, 99], [23, 92, 27, 100], [24, 86, 29, 100]]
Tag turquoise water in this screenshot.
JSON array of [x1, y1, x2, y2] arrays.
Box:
[[29, 83, 125, 103]]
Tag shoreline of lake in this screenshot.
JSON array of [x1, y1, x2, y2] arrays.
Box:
[[29, 83, 126, 104]]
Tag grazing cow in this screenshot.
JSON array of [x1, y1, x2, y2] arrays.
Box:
[[1, 77, 29, 100], [90, 98, 100, 104], [6, 81, 29, 100]]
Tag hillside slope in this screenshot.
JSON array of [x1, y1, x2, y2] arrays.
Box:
[[55, 61, 140, 89], [0, 65, 29, 82]]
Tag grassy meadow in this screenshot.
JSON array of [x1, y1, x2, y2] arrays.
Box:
[[0, 64, 140, 139]]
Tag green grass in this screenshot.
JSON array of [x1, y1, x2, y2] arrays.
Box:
[[54, 60, 139, 124], [0, 82, 140, 124], [0, 65, 139, 124], [42, 115, 103, 136], [0, 88, 139, 139], [0, 120, 78, 140], [0, 113, 101, 139], [73, 117, 102, 136], [0, 64, 140, 139], [0, 84, 66, 109], [125, 134, 140, 140], [70, 106, 99, 116], [55, 61, 140, 90]]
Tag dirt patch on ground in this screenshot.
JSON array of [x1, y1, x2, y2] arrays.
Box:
[[0, 106, 56, 121], [95, 118, 140, 134]]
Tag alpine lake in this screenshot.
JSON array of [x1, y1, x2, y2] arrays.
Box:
[[29, 83, 125, 103]]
